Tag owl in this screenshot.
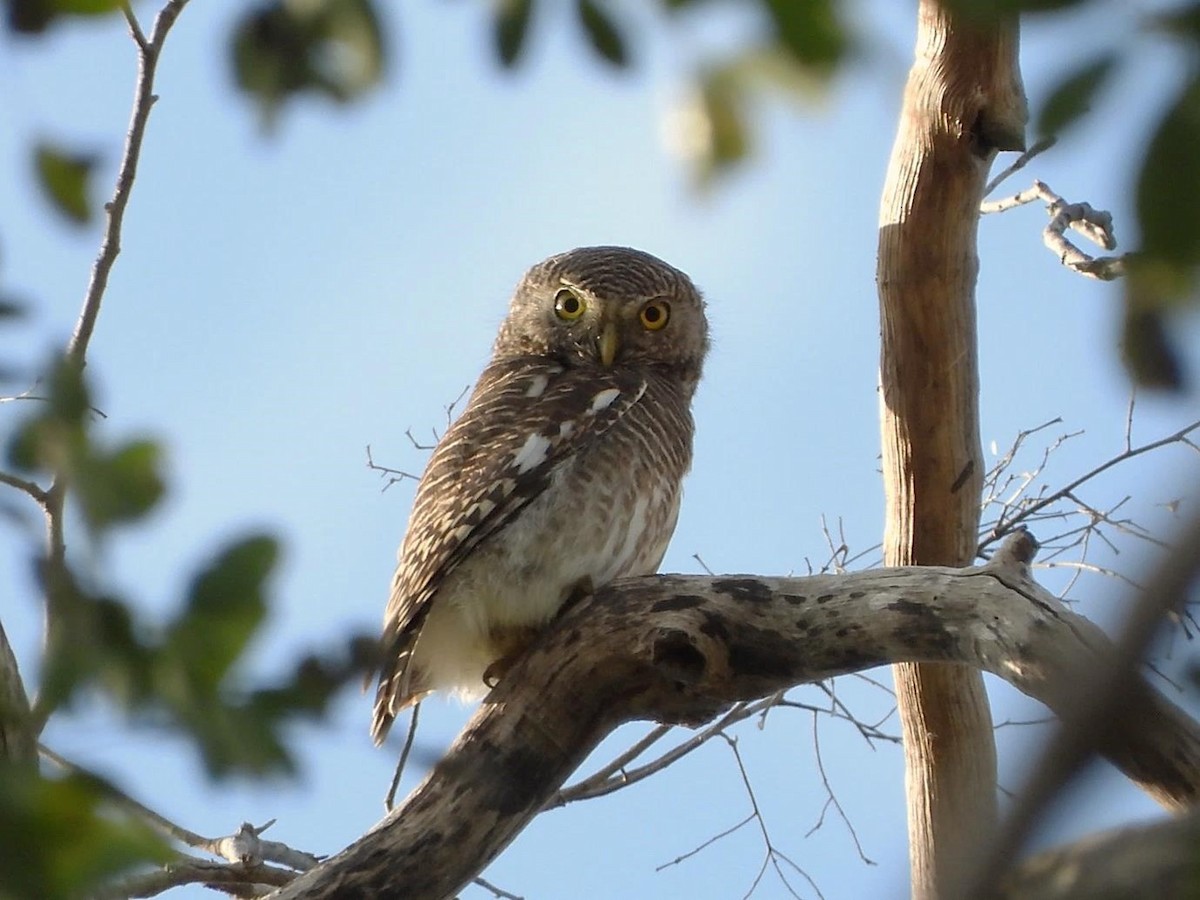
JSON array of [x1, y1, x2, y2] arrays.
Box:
[[371, 246, 709, 744]]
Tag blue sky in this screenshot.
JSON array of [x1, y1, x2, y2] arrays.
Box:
[[2, 1, 1199, 898]]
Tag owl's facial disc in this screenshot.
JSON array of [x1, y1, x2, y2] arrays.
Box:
[[598, 321, 619, 367]]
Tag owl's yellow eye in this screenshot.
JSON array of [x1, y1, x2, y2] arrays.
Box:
[[639, 300, 671, 331], [554, 289, 586, 321]]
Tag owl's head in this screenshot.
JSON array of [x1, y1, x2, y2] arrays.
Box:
[[494, 246, 709, 390]]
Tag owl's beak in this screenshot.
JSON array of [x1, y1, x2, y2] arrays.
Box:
[[598, 321, 620, 367]]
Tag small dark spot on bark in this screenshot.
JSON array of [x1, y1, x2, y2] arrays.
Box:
[[728, 633, 799, 681], [887, 598, 925, 616], [713, 578, 773, 604], [651, 593, 706, 612], [483, 745, 554, 816], [816, 594, 835, 604], [950, 459, 975, 493], [848, 591, 866, 600], [698, 611, 730, 642], [781, 593, 807, 605]]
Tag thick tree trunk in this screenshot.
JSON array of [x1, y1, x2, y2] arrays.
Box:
[[877, 3, 1026, 897], [270, 539, 1200, 899]]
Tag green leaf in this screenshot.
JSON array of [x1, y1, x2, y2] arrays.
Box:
[[168, 534, 279, 695], [0, 767, 170, 900], [1121, 303, 1186, 390], [5, 355, 89, 472], [1036, 54, 1118, 138], [577, 0, 627, 67], [1136, 74, 1200, 268], [763, 0, 846, 72], [685, 69, 751, 186], [231, 0, 386, 129], [1149, 3, 1200, 42], [75, 438, 166, 530], [51, 0, 122, 13], [494, 0, 533, 67], [0, 297, 27, 319], [314, 0, 386, 100], [33, 141, 96, 225], [5, 0, 121, 33]]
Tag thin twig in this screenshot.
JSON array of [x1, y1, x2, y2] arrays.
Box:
[[983, 136, 1057, 196], [983, 420, 1200, 550], [805, 710, 875, 865], [722, 734, 820, 900], [40, 744, 207, 846], [0, 471, 49, 505], [68, 0, 190, 367], [471, 875, 525, 900], [365, 444, 418, 492], [384, 702, 421, 811]]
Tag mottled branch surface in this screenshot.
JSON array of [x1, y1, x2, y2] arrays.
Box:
[[271, 539, 1200, 900], [876, 1, 1027, 895]]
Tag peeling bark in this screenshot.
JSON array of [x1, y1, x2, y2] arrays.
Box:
[[270, 537, 1200, 899]]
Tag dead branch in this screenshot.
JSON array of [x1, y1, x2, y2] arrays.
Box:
[[995, 805, 1200, 900], [268, 533, 1200, 899], [42, 746, 320, 898], [968, 509, 1200, 897], [981, 179, 1126, 280]]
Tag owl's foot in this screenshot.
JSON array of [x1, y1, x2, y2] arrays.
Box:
[[558, 575, 596, 615], [483, 625, 541, 688]]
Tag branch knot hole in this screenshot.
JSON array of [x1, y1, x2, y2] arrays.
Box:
[[651, 628, 707, 686]]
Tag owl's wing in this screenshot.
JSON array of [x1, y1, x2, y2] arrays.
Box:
[[371, 357, 647, 741]]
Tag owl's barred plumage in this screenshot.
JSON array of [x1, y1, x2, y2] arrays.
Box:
[[371, 246, 708, 744]]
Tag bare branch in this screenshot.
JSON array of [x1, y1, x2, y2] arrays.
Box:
[[68, 0, 190, 367], [0, 471, 49, 506], [983, 136, 1056, 196], [365, 444, 418, 492], [42, 746, 321, 897], [269, 534, 1200, 899], [969, 511, 1200, 895], [995, 804, 1200, 899], [92, 855, 296, 900], [721, 734, 820, 900], [981, 420, 1200, 553], [807, 710, 875, 866], [981, 179, 1126, 280]]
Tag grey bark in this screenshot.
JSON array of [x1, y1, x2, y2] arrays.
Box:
[[270, 535, 1200, 899]]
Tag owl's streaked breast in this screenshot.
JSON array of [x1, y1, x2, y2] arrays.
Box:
[[409, 378, 691, 701]]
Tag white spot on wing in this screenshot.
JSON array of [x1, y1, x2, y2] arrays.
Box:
[[525, 374, 549, 397], [512, 433, 552, 474], [590, 388, 621, 413]]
